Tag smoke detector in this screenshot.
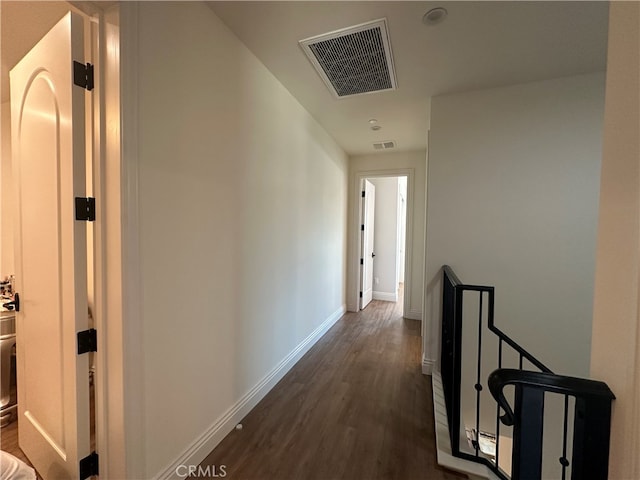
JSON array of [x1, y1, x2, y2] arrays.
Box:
[[423, 7, 448, 26], [299, 18, 398, 99]]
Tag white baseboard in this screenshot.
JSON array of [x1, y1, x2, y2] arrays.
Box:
[[154, 304, 347, 480], [431, 371, 500, 480], [422, 356, 435, 375], [373, 291, 398, 302], [403, 309, 422, 320]]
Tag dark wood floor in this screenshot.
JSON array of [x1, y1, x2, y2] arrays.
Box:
[[0, 411, 32, 467], [200, 289, 466, 480], [0, 359, 32, 467]]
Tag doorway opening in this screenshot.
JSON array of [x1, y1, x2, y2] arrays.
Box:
[[359, 175, 409, 314]]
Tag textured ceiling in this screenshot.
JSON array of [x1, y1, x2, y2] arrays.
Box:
[[209, 1, 609, 155]]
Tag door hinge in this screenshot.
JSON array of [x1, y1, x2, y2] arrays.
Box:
[[360, 258, 363, 265], [75, 197, 96, 222], [77, 328, 97, 354], [73, 61, 94, 91], [362, 190, 365, 198], [79, 451, 99, 479], [361, 224, 364, 231], [359, 291, 363, 298]]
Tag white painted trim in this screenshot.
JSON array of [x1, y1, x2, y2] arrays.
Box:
[[422, 141, 431, 371], [89, 6, 112, 479], [154, 305, 347, 480], [404, 309, 422, 321], [422, 355, 435, 375], [70, 2, 128, 477], [349, 168, 416, 317], [373, 291, 398, 302], [431, 371, 500, 480]]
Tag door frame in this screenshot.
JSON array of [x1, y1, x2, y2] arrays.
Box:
[[68, 1, 142, 478], [349, 168, 415, 318]]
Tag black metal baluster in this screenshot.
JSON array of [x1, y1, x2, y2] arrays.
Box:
[[519, 353, 523, 370], [441, 273, 455, 425], [560, 394, 570, 480], [495, 338, 503, 468], [571, 396, 613, 480], [512, 385, 545, 479], [451, 284, 464, 456], [474, 291, 484, 456]]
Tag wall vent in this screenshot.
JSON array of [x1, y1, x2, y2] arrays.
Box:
[[299, 18, 397, 99], [373, 141, 396, 150]]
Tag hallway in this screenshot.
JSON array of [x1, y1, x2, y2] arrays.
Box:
[[199, 290, 465, 479]]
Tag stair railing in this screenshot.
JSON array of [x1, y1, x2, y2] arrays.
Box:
[[440, 265, 615, 480], [488, 369, 615, 480]]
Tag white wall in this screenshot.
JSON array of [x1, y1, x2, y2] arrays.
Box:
[[590, 2, 640, 477], [425, 72, 605, 377], [1, 102, 14, 277], [132, 3, 348, 477], [348, 150, 427, 319], [369, 177, 399, 301]]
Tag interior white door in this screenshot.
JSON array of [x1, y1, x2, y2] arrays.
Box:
[[10, 12, 91, 479], [360, 180, 376, 309]]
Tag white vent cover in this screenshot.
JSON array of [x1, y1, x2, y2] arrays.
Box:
[[299, 18, 397, 99], [373, 141, 396, 150]]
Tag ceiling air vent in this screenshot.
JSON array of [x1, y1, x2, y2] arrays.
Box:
[[373, 141, 396, 150], [299, 18, 397, 99]]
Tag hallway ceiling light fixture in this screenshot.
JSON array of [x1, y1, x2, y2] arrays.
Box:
[[423, 7, 448, 26], [299, 18, 398, 99], [371, 125, 382, 131]]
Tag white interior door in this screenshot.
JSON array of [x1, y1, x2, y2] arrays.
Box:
[[10, 12, 91, 479], [360, 180, 376, 309]]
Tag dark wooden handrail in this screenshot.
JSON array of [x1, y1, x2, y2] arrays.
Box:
[[488, 368, 615, 425], [488, 368, 615, 480]]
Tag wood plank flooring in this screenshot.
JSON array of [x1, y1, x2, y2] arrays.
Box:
[[0, 413, 32, 467], [199, 290, 466, 480], [0, 360, 33, 469]]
